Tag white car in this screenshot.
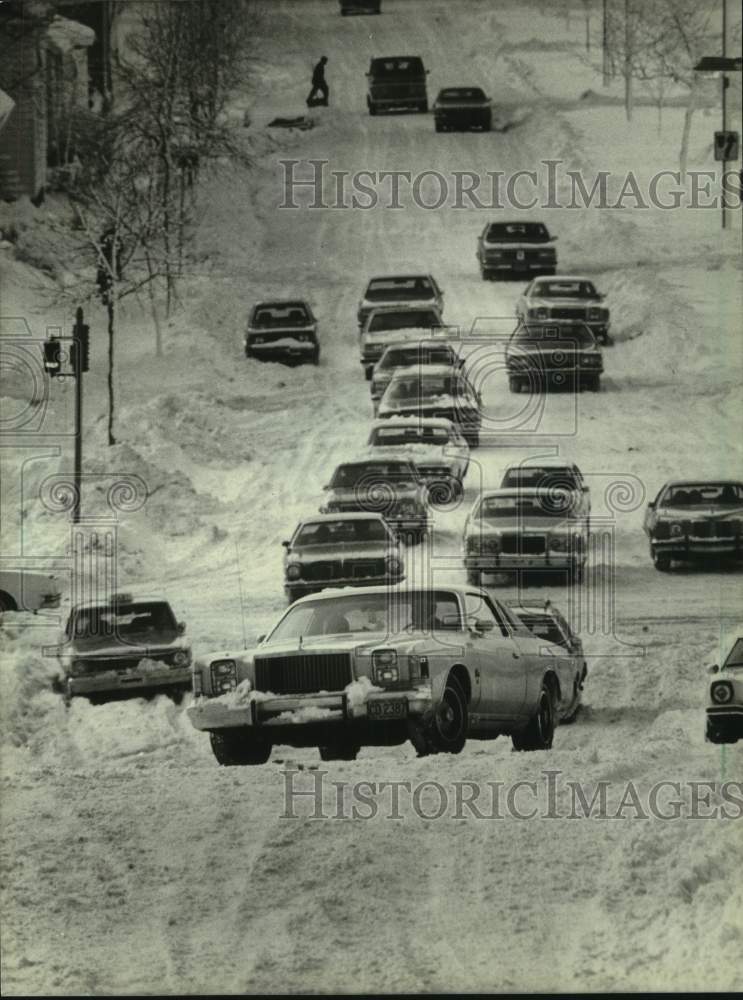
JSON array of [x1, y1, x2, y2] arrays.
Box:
[[0, 569, 62, 613], [515, 275, 611, 345], [356, 274, 444, 329], [706, 634, 743, 744], [365, 417, 469, 501]]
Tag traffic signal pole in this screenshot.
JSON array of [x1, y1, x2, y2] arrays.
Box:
[[73, 307, 84, 524]]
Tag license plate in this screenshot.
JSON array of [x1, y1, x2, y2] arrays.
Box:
[[368, 699, 407, 719]]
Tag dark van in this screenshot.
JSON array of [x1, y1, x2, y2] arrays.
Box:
[[366, 56, 429, 115]]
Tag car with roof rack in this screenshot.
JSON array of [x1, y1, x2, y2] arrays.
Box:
[[463, 487, 588, 584], [516, 276, 611, 345], [357, 274, 444, 329], [477, 220, 557, 280], [245, 299, 319, 365], [282, 512, 404, 604], [54, 593, 191, 703], [365, 416, 469, 502], [643, 480, 743, 571], [188, 583, 582, 765]]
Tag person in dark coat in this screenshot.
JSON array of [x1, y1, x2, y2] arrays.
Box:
[[307, 56, 329, 107]]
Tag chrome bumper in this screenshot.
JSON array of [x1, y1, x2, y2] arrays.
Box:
[[68, 667, 192, 696]]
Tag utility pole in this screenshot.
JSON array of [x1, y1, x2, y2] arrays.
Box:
[[721, 0, 728, 230], [602, 0, 610, 86]]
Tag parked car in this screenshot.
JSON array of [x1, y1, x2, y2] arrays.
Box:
[[706, 633, 743, 744], [187, 584, 584, 765], [245, 300, 319, 365], [516, 276, 612, 345], [340, 0, 380, 13], [505, 321, 603, 393], [463, 487, 588, 584], [370, 339, 461, 412], [508, 599, 586, 722], [433, 87, 492, 131], [360, 305, 444, 380], [54, 594, 191, 703], [0, 569, 61, 613], [377, 364, 482, 447], [366, 55, 429, 115], [643, 480, 743, 572], [321, 458, 429, 542], [282, 513, 403, 604], [365, 416, 470, 501], [500, 459, 591, 530], [477, 220, 557, 280], [357, 274, 444, 329]]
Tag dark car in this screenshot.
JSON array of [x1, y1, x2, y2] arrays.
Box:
[[477, 220, 557, 280], [245, 300, 319, 365], [433, 87, 492, 132], [643, 480, 743, 572], [54, 595, 191, 703], [340, 0, 380, 12], [505, 322, 603, 393], [357, 274, 444, 328], [377, 364, 482, 448], [321, 458, 429, 542], [282, 513, 403, 604], [367, 56, 429, 115]]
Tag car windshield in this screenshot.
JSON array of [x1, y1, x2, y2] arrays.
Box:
[[266, 590, 463, 643], [253, 304, 309, 327], [476, 494, 576, 519], [379, 346, 455, 369], [371, 57, 425, 77], [485, 222, 551, 243], [69, 601, 177, 639], [294, 519, 389, 545], [517, 612, 565, 647], [512, 324, 596, 348], [386, 373, 470, 403], [330, 462, 416, 488], [369, 425, 450, 447], [438, 87, 486, 101], [662, 483, 743, 507], [532, 280, 598, 298], [367, 311, 440, 333], [723, 638, 743, 669], [502, 467, 581, 490], [365, 277, 434, 301]]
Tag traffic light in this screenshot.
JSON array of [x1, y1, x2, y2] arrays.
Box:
[[73, 323, 90, 374], [43, 338, 61, 377]]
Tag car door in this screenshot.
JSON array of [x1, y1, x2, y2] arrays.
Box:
[[463, 592, 526, 718]]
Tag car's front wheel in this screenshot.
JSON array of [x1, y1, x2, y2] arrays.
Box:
[[466, 569, 481, 587], [209, 730, 272, 766], [705, 719, 736, 745], [414, 675, 468, 756], [512, 683, 555, 751], [653, 551, 672, 572]]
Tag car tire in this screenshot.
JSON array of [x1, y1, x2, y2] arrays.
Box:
[[653, 552, 672, 572], [0, 590, 18, 613], [561, 679, 583, 725], [705, 719, 733, 745], [466, 569, 481, 587], [368, 102, 378, 116], [311, 348, 320, 366], [418, 101, 428, 113], [319, 742, 360, 761], [589, 375, 601, 392], [417, 674, 468, 755], [364, 366, 373, 381], [509, 376, 522, 394], [483, 114, 492, 131], [512, 682, 555, 751], [480, 267, 492, 281], [286, 587, 304, 604], [209, 730, 272, 766]]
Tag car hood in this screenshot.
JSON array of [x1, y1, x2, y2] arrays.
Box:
[[526, 296, 602, 308], [380, 394, 478, 415], [69, 635, 189, 657], [286, 541, 394, 560], [466, 517, 579, 534], [363, 328, 438, 345], [657, 505, 743, 520], [365, 444, 451, 463], [325, 485, 420, 502]]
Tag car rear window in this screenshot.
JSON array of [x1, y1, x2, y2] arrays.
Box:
[[69, 602, 177, 638], [253, 304, 309, 326], [368, 310, 440, 333], [330, 462, 416, 487], [438, 88, 486, 101], [366, 277, 434, 301], [502, 467, 580, 490], [485, 222, 551, 242], [370, 57, 425, 77], [370, 425, 450, 447], [294, 519, 388, 545], [379, 346, 455, 369]]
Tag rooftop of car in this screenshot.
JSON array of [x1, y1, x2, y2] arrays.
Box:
[[367, 274, 433, 283], [661, 479, 743, 489], [479, 487, 570, 500], [528, 275, 595, 286], [291, 581, 478, 603], [252, 300, 309, 310], [298, 512, 387, 523], [436, 87, 487, 99], [503, 459, 579, 470], [366, 304, 442, 315], [388, 363, 465, 378]]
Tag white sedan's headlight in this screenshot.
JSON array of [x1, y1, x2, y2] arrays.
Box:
[[711, 681, 733, 704], [372, 649, 399, 683], [210, 659, 237, 694], [286, 563, 302, 580], [173, 649, 191, 667]]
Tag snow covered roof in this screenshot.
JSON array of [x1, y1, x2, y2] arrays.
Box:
[[370, 416, 458, 430], [46, 15, 95, 54], [299, 512, 387, 523]]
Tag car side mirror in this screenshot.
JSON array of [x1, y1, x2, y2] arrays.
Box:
[[708, 664, 719, 674], [177, 621, 186, 635], [282, 540, 290, 548], [257, 634, 266, 644], [647, 500, 656, 509], [582, 484, 589, 492], [473, 618, 495, 633]]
